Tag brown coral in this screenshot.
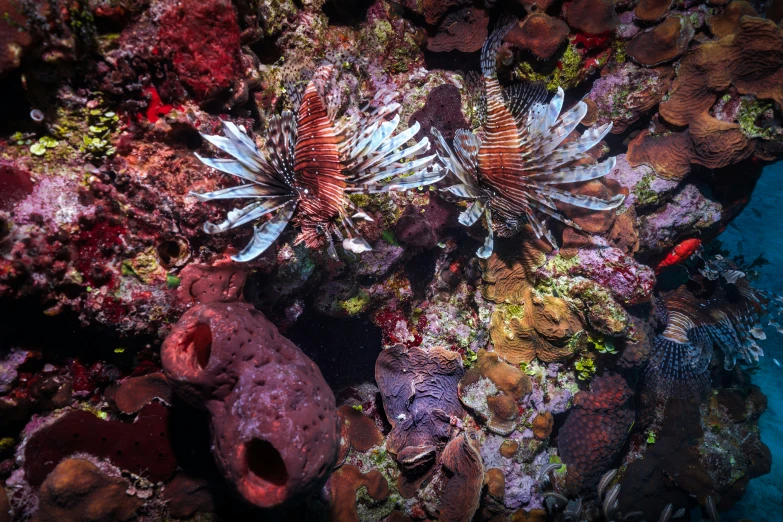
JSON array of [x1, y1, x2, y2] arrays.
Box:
[[481, 238, 547, 304], [337, 404, 384, 462], [328, 465, 389, 522], [530, 293, 583, 343], [565, 0, 619, 35], [628, 16, 782, 180], [634, 0, 672, 22], [107, 372, 173, 414], [558, 374, 634, 494], [708, 1, 758, 38], [33, 458, 143, 522], [627, 15, 695, 66], [427, 7, 489, 53], [489, 288, 580, 365], [437, 433, 484, 522], [626, 131, 694, 181], [532, 411, 554, 440], [484, 468, 506, 498], [505, 14, 569, 60]]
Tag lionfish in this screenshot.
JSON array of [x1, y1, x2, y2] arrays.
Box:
[[432, 18, 624, 258], [191, 64, 443, 261], [647, 257, 782, 395]]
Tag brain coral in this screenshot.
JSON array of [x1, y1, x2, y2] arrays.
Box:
[[375, 344, 464, 459], [558, 373, 634, 495], [161, 302, 339, 509]]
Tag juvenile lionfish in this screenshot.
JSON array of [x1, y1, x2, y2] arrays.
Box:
[[433, 18, 624, 258], [191, 64, 443, 261], [648, 258, 782, 396]]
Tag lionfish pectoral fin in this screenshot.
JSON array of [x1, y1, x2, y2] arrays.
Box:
[[230, 202, 295, 262], [476, 208, 494, 259], [443, 184, 483, 199], [458, 200, 485, 227], [343, 236, 372, 254], [203, 198, 291, 235], [352, 211, 374, 222]]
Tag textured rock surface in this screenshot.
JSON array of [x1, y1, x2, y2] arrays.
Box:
[[33, 458, 143, 522], [161, 302, 339, 508], [558, 374, 634, 494]]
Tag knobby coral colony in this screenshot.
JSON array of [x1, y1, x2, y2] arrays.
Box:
[[191, 64, 444, 261], [647, 259, 783, 396], [433, 18, 625, 258]]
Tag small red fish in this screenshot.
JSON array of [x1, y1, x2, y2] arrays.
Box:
[[655, 238, 702, 273]]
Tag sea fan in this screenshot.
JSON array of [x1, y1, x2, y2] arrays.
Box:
[[191, 64, 444, 262], [647, 262, 782, 396], [432, 18, 624, 258]]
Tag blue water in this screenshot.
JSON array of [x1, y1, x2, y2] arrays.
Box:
[[721, 161, 783, 522]]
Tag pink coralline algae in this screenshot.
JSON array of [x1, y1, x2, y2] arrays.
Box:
[[639, 184, 723, 253], [161, 302, 339, 509], [156, 0, 243, 101]]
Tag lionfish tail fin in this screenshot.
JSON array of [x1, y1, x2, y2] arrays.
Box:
[[481, 16, 517, 78], [645, 337, 711, 399]]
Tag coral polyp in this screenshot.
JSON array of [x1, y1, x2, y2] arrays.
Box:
[[192, 64, 443, 261], [433, 18, 624, 257]]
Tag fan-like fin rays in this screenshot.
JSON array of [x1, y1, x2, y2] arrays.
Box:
[[232, 203, 296, 262]]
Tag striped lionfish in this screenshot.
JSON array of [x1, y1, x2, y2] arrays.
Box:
[[647, 258, 782, 396], [432, 18, 624, 258], [191, 64, 444, 262]]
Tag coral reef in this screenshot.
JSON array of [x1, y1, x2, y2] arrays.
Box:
[[0, 0, 782, 519]]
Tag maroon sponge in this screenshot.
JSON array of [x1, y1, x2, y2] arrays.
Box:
[[558, 373, 634, 495], [161, 302, 339, 509]]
